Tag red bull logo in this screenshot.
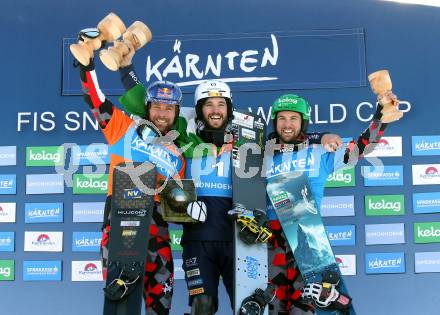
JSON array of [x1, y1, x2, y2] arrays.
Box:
[[157, 87, 173, 99]]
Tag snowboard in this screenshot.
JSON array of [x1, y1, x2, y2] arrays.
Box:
[[103, 162, 156, 315], [231, 110, 271, 315], [266, 171, 356, 315]]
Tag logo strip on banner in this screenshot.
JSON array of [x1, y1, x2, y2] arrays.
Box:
[[0, 174, 17, 195], [414, 222, 440, 243], [335, 255, 356, 276], [320, 195, 355, 217], [362, 165, 403, 186], [325, 167, 355, 188], [365, 195, 405, 216], [325, 225, 356, 246], [412, 192, 440, 214], [72, 202, 105, 223], [412, 136, 440, 156], [25, 203, 64, 223], [0, 146, 17, 166], [0, 203, 16, 223], [72, 232, 102, 252], [23, 260, 62, 281], [26, 174, 64, 195], [415, 252, 440, 273], [0, 260, 14, 281], [24, 232, 63, 252], [73, 174, 108, 194], [412, 164, 440, 185], [71, 261, 103, 281], [365, 252, 405, 274], [26, 146, 64, 167], [365, 223, 405, 245], [364, 136, 402, 157], [71, 144, 110, 166], [0, 232, 14, 252]]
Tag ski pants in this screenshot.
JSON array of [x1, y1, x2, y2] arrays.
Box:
[[268, 220, 315, 315], [101, 196, 174, 315]]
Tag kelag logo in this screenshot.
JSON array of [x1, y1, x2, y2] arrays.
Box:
[[0, 203, 16, 223], [325, 167, 355, 188], [320, 196, 355, 217], [412, 136, 440, 156], [71, 261, 103, 281], [414, 222, 440, 243], [26, 146, 64, 167], [170, 230, 183, 251], [72, 232, 101, 252], [0, 232, 14, 252], [413, 192, 440, 214], [25, 203, 63, 223], [364, 137, 402, 157], [23, 260, 62, 281], [73, 202, 104, 223], [362, 165, 403, 186], [73, 174, 108, 194], [365, 223, 405, 245], [0, 260, 14, 281], [24, 232, 63, 252], [26, 174, 64, 194], [365, 252, 405, 274], [325, 225, 356, 246], [0, 174, 16, 195], [71, 144, 110, 166], [365, 195, 405, 216], [415, 252, 440, 273], [412, 164, 440, 185], [0, 146, 16, 166]]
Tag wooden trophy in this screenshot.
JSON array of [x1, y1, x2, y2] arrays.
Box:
[[99, 21, 152, 71], [69, 13, 126, 66], [368, 70, 403, 123]]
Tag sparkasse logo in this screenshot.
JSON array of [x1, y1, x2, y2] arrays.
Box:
[[26, 146, 64, 166]]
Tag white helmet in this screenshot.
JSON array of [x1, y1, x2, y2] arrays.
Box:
[[194, 80, 233, 120]]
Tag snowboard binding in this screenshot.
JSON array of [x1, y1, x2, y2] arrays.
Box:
[[239, 284, 276, 315], [229, 204, 273, 245], [301, 271, 352, 312], [104, 261, 144, 301]]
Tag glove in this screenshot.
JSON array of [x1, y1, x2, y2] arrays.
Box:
[[187, 201, 207, 222]]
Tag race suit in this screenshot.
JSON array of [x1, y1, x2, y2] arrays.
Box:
[[79, 61, 185, 315], [266, 110, 387, 315]]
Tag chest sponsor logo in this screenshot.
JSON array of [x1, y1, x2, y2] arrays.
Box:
[[365, 195, 405, 216], [414, 222, 440, 243], [123, 188, 142, 200], [26, 146, 64, 166], [412, 136, 440, 156], [325, 167, 355, 188], [365, 252, 405, 274], [23, 260, 62, 281], [412, 192, 440, 214], [412, 164, 440, 185], [186, 268, 200, 278], [362, 165, 403, 186]]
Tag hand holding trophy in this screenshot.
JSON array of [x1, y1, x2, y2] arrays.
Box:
[[69, 13, 126, 66], [99, 21, 152, 71], [368, 70, 404, 123]]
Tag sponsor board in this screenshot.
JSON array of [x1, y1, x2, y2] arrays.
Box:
[[325, 167, 355, 188], [362, 165, 403, 186], [0, 174, 16, 195], [0, 203, 16, 223], [365, 223, 405, 245], [325, 225, 356, 246], [365, 195, 405, 216], [414, 222, 440, 243], [26, 146, 64, 166], [72, 232, 101, 252], [413, 192, 440, 214], [0, 146, 16, 166], [412, 136, 440, 156], [412, 164, 440, 185], [173, 259, 184, 280], [72, 202, 104, 223], [365, 252, 405, 274], [364, 136, 402, 157], [415, 252, 440, 273], [73, 174, 108, 194], [72, 144, 110, 165], [0, 232, 14, 252], [26, 174, 64, 194], [335, 255, 356, 276], [25, 203, 64, 223], [24, 232, 63, 252], [320, 195, 355, 217], [170, 230, 183, 251], [0, 260, 14, 281], [23, 260, 62, 281], [71, 261, 103, 281]]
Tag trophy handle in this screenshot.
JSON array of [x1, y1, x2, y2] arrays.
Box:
[[99, 21, 152, 71], [368, 69, 403, 123], [69, 12, 126, 66]]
